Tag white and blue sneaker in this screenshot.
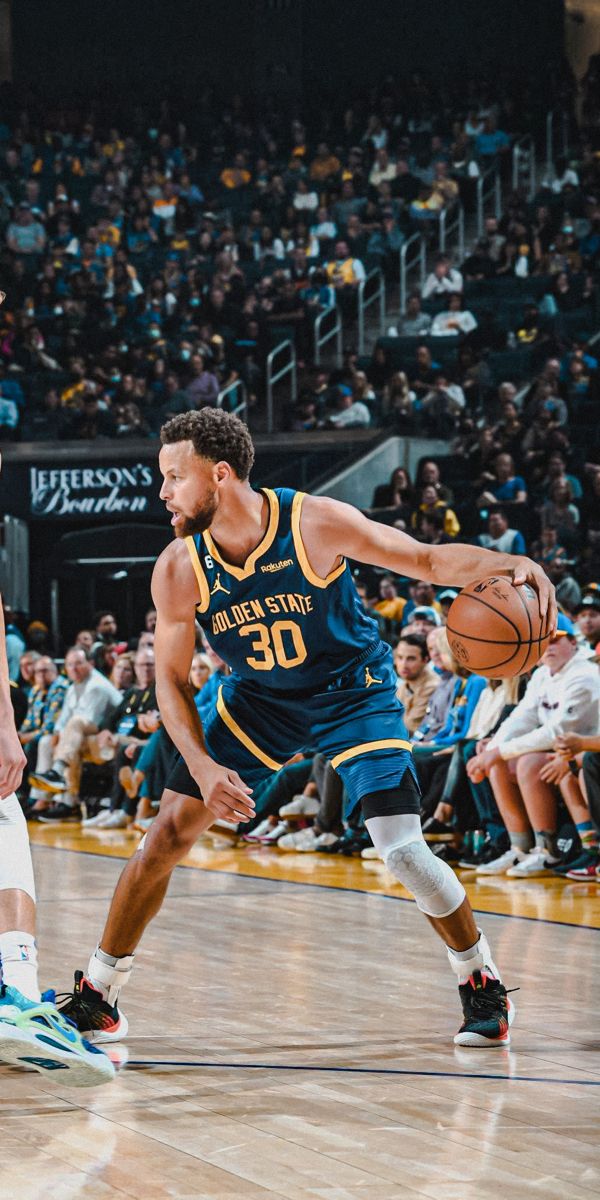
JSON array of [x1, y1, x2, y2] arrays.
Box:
[[0, 984, 115, 1086]]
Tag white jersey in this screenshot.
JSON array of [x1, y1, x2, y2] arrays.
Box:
[[489, 651, 600, 760]]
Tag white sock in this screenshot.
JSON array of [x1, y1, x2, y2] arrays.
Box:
[[87, 946, 134, 1006], [0, 931, 41, 1002], [447, 929, 501, 985]]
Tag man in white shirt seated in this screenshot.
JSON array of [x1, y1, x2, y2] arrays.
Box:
[[430, 293, 478, 337], [325, 384, 371, 429], [467, 615, 600, 878], [28, 645, 122, 821], [422, 253, 463, 299]]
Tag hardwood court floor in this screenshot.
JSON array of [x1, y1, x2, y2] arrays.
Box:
[[2, 829, 600, 1200]]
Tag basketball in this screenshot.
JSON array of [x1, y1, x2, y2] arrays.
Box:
[[446, 575, 552, 678]]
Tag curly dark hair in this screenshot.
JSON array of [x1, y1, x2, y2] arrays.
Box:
[[160, 409, 255, 480]]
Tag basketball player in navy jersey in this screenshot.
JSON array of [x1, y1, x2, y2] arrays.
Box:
[[61, 410, 556, 1047]]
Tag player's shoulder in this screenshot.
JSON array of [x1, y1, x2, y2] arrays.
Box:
[[298, 492, 358, 526], [152, 537, 200, 608]]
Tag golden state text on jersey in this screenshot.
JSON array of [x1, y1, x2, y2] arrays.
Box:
[[185, 488, 380, 691]]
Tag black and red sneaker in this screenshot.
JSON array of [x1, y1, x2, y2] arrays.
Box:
[[454, 970, 515, 1047], [56, 970, 128, 1043]]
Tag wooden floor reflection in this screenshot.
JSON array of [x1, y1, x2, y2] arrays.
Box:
[[1, 828, 597, 1199]]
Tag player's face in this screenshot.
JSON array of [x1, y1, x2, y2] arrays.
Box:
[[159, 442, 220, 537]]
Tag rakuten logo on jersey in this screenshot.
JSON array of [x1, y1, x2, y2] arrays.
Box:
[[260, 559, 293, 573]]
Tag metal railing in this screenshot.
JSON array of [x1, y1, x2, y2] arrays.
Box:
[[314, 303, 342, 367], [266, 339, 297, 433], [476, 165, 502, 238], [545, 108, 569, 178], [439, 202, 465, 260], [357, 268, 385, 354], [216, 379, 248, 421], [399, 233, 426, 315], [512, 134, 536, 199]]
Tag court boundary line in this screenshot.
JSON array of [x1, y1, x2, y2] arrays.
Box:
[[32, 843, 600, 933], [126, 1059, 600, 1087]]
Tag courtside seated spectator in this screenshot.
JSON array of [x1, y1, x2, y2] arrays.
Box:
[[81, 647, 159, 829], [394, 633, 439, 735], [28, 646, 121, 820], [469, 615, 600, 878], [575, 595, 600, 653], [413, 630, 487, 820]]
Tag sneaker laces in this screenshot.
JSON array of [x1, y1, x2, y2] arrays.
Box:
[[467, 976, 519, 1016], [54, 972, 112, 1031]]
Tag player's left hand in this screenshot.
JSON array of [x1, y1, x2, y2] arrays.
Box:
[[511, 557, 557, 634], [0, 725, 27, 800]]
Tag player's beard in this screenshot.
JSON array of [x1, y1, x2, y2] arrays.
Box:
[[175, 488, 219, 537]]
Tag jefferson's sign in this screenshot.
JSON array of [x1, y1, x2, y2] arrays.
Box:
[[30, 463, 156, 517], [0, 457, 166, 521]]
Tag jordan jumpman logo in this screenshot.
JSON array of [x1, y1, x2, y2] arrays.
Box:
[[365, 667, 382, 688], [210, 572, 231, 596]]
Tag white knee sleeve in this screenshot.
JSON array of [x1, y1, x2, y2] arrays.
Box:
[[365, 813, 465, 918], [0, 794, 36, 902]]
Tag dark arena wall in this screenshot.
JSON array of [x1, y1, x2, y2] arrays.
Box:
[[13, 0, 565, 100]]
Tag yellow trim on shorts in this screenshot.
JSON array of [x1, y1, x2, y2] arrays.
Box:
[[291, 491, 346, 589], [331, 739, 413, 770], [216, 686, 283, 771], [184, 536, 210, 614]]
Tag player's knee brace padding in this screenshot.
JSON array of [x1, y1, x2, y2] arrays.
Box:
[[0, 794, 36, 902], [365, 813, 465, 918]]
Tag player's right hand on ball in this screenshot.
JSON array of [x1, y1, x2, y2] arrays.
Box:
[[0, 726, 27, 800], [195, 760, 255, 823]]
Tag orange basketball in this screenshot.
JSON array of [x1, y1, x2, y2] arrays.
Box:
[[446, 575, 552, 678]]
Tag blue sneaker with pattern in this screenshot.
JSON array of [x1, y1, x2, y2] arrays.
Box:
[[0, 984, 115, 1086]]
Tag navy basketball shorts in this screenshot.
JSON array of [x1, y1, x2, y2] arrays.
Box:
[[165, 641, 418, 819]]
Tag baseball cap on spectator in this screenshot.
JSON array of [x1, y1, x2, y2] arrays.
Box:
[[574, 595, 600, 615], [438, 589, 459, 603], [554, 613, 576, 637], [412, 606, 442, 626]]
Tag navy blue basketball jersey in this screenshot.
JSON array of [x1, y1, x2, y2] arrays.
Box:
[[185, 487, 380, 691]]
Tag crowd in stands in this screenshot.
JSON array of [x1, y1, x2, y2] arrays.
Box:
[[0, 66, 588, 438]]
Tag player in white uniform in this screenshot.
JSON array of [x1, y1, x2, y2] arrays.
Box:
[[0, 445, 114, 1085]]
